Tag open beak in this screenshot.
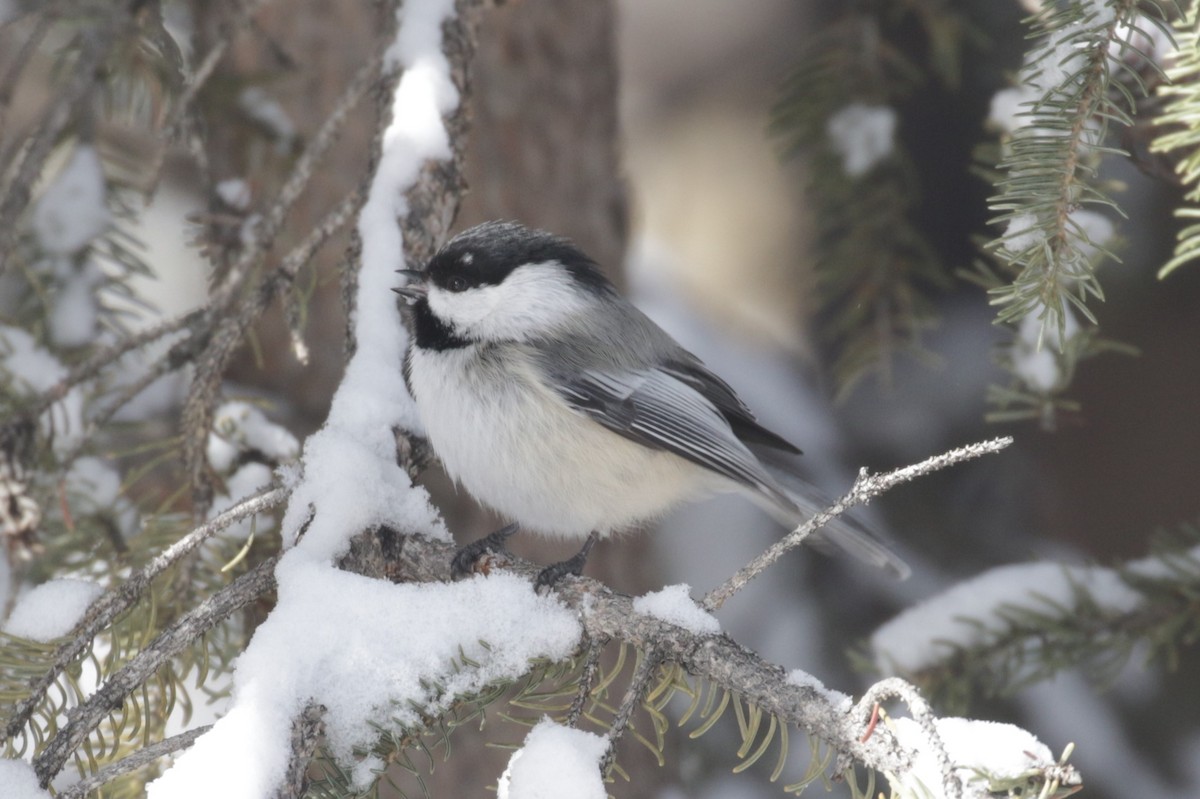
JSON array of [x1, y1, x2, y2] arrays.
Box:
[[393, 268, 428, 304]]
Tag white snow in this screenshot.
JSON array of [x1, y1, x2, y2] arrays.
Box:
[[0, 760, 52, 799], [891, 716, 1060, 799], [1011, 306, 1081, 392], [826, 103, 896, 177], [0, 326, 86, 457], [786, 669, 852, 714], [146, 570, 580, 799], [633, 583, 720, 635], [65, 456, 139, 538], [1112, 13, 1177, 68], [215, 178, 252, 211], [871, 560, 1143, 674], [497, 718, 608, 799], [48, 258, 104, 348], [206, 401, 299, 474], [999, 213, 1040, 255], [32, 145, 111, 255], [987, 86, 1037, 134], [4, 578, 104, 642]]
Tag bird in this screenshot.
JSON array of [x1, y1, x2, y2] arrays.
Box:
[[395, 221, 908, 587]]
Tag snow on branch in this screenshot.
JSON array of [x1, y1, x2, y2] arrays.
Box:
[[870, 535, 1200, 706]]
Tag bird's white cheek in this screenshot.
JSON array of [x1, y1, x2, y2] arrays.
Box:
[[427, 287, 497, 331]]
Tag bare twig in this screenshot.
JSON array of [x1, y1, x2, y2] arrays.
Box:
[[55, 724, 213, 799], [1, 486, 288, 746], [32, 554, 279, 786], [702, 437, 1015, 612]]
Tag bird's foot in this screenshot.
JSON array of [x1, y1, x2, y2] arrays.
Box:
[[534, 532, 598, 593], [451, 523, 519, 578]]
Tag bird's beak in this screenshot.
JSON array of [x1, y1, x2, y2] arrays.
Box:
[[393, 269, 427, 303]]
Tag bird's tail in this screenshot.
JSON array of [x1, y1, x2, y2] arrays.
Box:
[[749, 450, 911, 580]]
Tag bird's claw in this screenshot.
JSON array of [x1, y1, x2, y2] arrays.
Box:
[[450, 523, 519, 578]]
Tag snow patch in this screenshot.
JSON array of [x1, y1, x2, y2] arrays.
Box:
[[633, 583, 720, 635], [497, 718, 608, 799], [4, 579, 104, 642], [32, 145, 110, 255], [892, 716, 1062, 799], [826, 103, 896, 177]]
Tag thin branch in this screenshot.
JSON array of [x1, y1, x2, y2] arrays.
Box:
[[32, 554, 280, 786], [599, 646, 661, 778], [1, 486, 288, 746], [55, 724, 212, 799], [703, 436, 1014, 611]]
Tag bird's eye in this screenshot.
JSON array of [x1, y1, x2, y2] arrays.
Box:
[[447, 276, 468, 292]]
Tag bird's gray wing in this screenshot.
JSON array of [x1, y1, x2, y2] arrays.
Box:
[[550, 366, 793, 507], [659, 356, 802, 455]]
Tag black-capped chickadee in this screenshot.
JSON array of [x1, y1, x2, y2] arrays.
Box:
[[396, 221, 908, 586]]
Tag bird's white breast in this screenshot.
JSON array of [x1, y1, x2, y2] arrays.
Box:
[[407, 344, 706, 539]]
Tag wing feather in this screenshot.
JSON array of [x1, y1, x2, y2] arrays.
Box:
[[553, 366, 790, 505]]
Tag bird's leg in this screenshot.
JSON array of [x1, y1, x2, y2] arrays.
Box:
[[450, 522, 520, 578], [534, 531, 599, 592]]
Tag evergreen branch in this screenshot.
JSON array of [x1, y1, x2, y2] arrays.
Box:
[[1151, 2, 1200, 276], [771, 6, 968, 396], [702, 436, 1013, 612], [32, 554, 279, 787], [55, 724, 212, 799], [984, 0, 1165, 339], [1, 486, 288, 747], [869, 534, 1200, 710]]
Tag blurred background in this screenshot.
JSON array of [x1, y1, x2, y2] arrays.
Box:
[[4, 0, 1200, 796]]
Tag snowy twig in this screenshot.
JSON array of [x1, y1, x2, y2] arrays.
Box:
[[702, 437, 1014, 611], [54, 724, 212, 799], [1, 486, 287, 746], [852, 678, 961, 799], [382, 533, 913, 779], [32, 554, 279, 786]]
